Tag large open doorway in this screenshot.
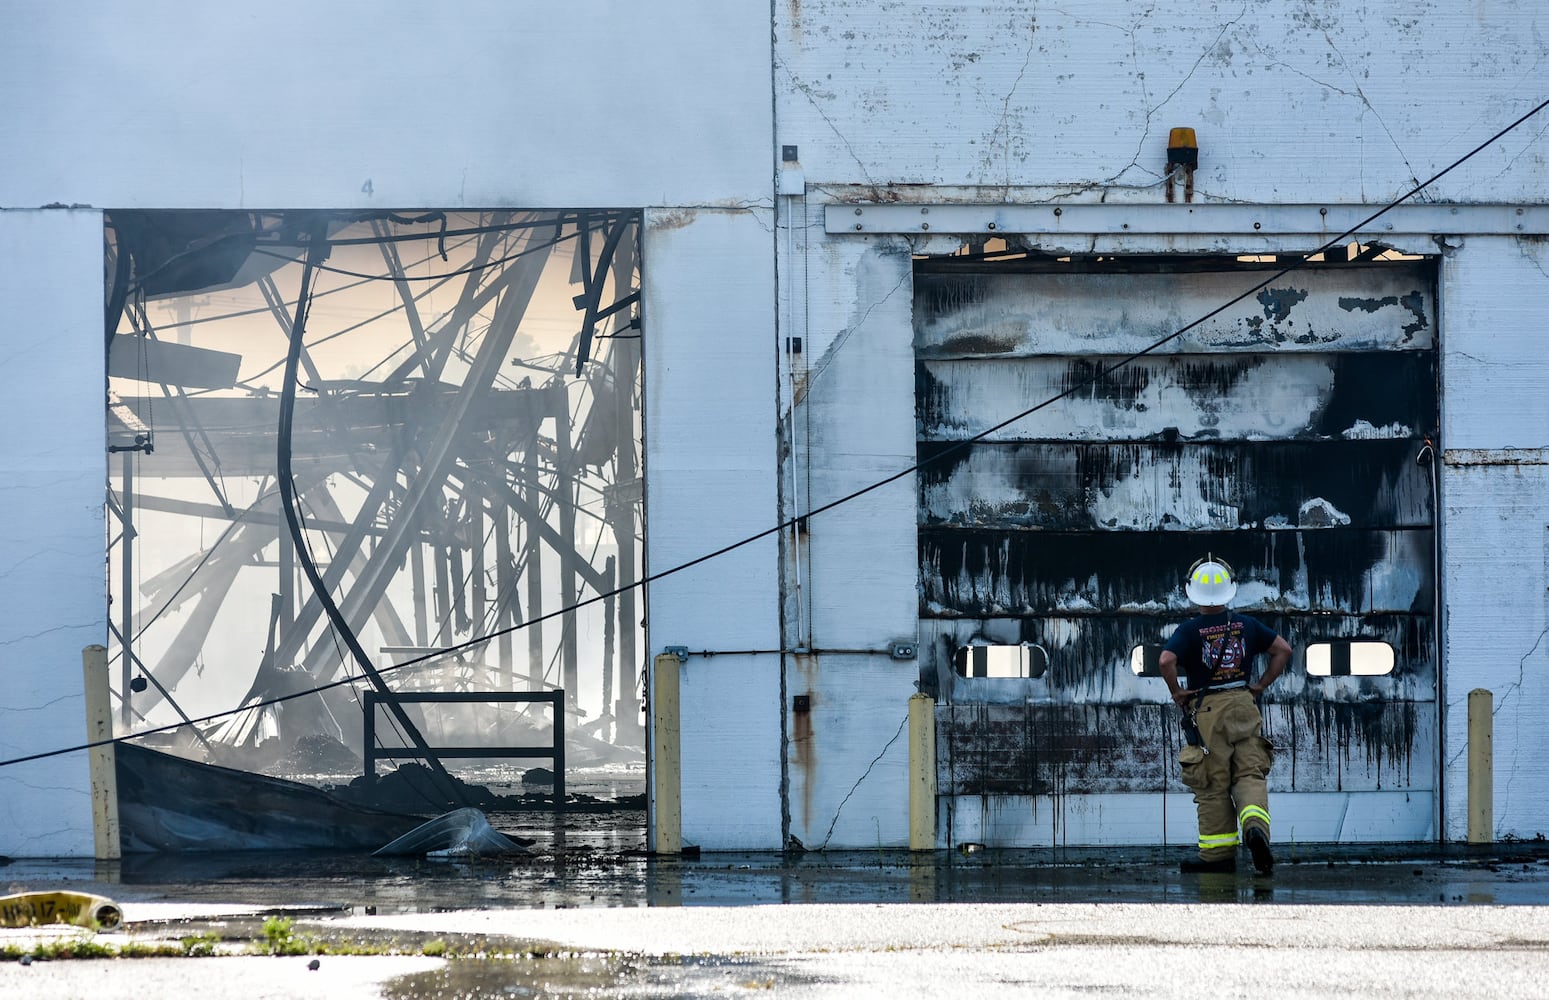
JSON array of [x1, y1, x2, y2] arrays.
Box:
[[104, 210, 645, 849]]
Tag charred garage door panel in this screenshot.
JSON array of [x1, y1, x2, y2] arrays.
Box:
[[916, 352, 1434, 443], [936, 699, 1435, 798], [914, 258, 1438, 843], [914, 265, 1434, 357], [919, 439, 1434, 532]]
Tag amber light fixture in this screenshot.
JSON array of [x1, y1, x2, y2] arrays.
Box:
[[1166, 126, 1198, 203]]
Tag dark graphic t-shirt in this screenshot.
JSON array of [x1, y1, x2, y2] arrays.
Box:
[[1163, 612, 1278, 691]]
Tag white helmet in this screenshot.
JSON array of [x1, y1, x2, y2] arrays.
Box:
[[1185, 554, 1237, 606]]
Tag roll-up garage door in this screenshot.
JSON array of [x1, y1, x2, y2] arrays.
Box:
[[914, 256, 1438, 847]]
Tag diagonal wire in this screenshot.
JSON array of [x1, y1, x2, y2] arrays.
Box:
[[4, 97, 1547, 772]]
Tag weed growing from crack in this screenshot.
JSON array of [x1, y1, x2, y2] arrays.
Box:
[[262, 916, 314, 956]]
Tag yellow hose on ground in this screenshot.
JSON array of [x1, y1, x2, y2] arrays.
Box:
[[0, 891, 122, 930]]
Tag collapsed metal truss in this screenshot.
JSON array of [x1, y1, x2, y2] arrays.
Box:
[[104, 210, 644, 769]]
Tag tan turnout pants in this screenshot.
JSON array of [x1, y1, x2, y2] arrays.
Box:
[[1180, 688, 1273, 861]]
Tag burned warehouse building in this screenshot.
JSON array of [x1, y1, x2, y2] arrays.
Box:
[[1, 1, 1547, 860]]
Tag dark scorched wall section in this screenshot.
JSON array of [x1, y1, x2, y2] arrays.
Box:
[[912, 257, 1438, 811]]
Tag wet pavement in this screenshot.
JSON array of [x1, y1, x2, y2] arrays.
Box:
[[28, 827, 1547, 911], [4, 765, 1549, 999], [15, 846, 1549, 910], [2, 835, 1549, 998], [82, 758, 1549, 911]]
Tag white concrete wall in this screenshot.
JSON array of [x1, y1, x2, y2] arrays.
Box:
[[773, 0, 1549, 847], [1, 1, 772, 209], [0, 211, 107, 857], [642, 207, 782, 849], [4, 0, 1549, 854], [0, 0, 776, 855], [776, 1, 1547, 202], [780, 215, 919, 848], [1439, 237, 1549, 841]]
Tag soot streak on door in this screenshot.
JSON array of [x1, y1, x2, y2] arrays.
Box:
[[914, 256, 1439, 845]]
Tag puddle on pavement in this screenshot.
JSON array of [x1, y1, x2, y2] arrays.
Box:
[[381, 953, 812, 1000], [2, 841, 1533, 917], [6, 758, 1549, 915]]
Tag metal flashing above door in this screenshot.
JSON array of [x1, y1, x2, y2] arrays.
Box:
[[828, 203, 1549, 237]]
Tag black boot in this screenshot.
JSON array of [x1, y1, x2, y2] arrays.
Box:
[[1180, 856, 1236, 874], [1245, 827, 1273, 875]]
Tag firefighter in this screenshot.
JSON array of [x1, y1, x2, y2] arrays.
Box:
[[1158, 555, 1292, 875]]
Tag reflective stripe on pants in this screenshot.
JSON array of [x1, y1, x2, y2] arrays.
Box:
[[1198, 830, 1240, 851]]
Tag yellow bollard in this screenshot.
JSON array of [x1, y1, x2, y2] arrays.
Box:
[[908, 693, 936, 851], [651, 652, 682, 854], [1467, 688, 1493, 844], [81, 645, 121, 861]]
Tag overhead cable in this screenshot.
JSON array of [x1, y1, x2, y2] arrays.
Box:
[[3, 96, 1546, 773]]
